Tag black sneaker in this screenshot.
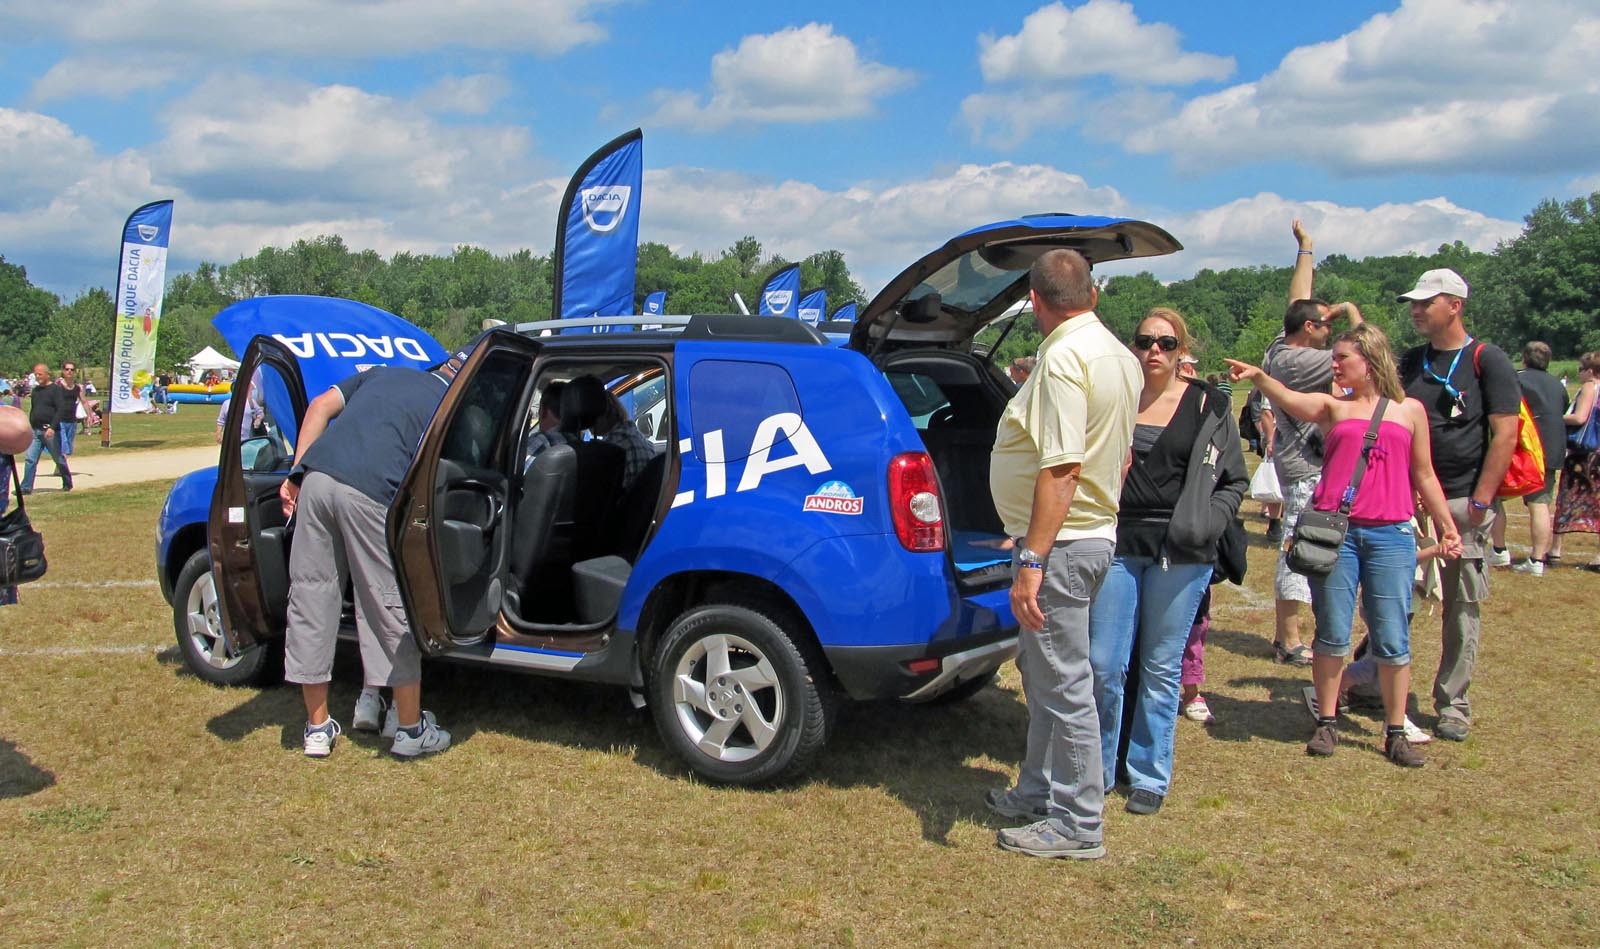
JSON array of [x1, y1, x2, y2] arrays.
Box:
[[1265, 520, 1284, 543], [1125, 789, 1164, 815]]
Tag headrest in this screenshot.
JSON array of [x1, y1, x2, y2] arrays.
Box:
[[559, 375, 607, 433]]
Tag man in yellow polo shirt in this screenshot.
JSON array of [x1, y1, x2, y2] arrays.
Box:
[[986, 248, 1141, 860]]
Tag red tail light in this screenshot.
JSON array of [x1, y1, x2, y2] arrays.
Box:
[[888, 451, 944, 552]]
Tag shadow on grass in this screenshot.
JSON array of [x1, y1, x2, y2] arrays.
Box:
[[811, 685, 1025, 845], [1206, 627, 1278, 662], [1203, 675, 1318, 745], [0, 738, 57, 798], [181, 645, 1025, 844]]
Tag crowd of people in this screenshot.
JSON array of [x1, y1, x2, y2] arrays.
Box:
[[985, 222, 1597, 860]]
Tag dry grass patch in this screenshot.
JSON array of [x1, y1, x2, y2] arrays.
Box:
[[1, 482, 1598, 945]]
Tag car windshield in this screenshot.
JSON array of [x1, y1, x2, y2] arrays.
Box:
[[904, 250, 1019, 314]]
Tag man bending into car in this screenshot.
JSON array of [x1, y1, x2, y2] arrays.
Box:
[[278, 338, 483, 758]]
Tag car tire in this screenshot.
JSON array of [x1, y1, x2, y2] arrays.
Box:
[[649, 602, 833, 786], [172, 550, 279, 687]]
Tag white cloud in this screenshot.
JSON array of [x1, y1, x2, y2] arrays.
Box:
[[0, 108, 101, 212], [641, 171, 1522, 292], [26, 56, 182, 104], [153, 77, 535, 209], [979, 0, 1234, 85], [639, 163, 1129, 289], [1568, 172, 1600, 195], [957, 91, 1077, 149], [1163, 193, 1523, 276], [413, 74, 512, 115], [20, 2, 614, 106], [648, 23, 913, 130], [1121, 0, 1600, 175], [0, 81, 551, 291], [0, 95, 1525, 305], [9, 0, 612, 87]]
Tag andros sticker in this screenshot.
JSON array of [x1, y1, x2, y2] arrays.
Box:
[[804, 480, 863, 516]]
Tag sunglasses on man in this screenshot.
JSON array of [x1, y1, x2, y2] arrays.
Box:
[[1132, 334, 1180, 352]]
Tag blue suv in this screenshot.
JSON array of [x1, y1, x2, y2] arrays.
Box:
[[156, 213, 1181, 783]]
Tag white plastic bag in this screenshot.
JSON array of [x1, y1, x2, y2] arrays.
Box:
[[1249, 461, 1282, 504]]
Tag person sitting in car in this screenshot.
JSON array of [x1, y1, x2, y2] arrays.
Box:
[[521, 381, 566, 472], [593, 390, 658, 488]]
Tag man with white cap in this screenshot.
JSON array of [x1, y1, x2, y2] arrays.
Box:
[[1396, 269, 1519, 743]]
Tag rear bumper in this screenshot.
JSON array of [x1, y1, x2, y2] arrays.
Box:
[[823, 632, 1017, 701]]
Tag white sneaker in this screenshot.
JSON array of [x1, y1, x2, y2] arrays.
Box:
[[1181, 695, 1215, 724], [1488, 547, 1512, 568], [1402, 716, 1434, 745], [380, 703, 399, 739], [352, 689, 386, 731], [1512, 559, 1545, 576], [303, 718, 342, 758], [390, 711, 450, 757]]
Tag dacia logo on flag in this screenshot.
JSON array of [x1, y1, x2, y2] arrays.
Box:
[[581, 186, 632, 234], [137, 224, 160, 242], [764, 290, 793, 313]]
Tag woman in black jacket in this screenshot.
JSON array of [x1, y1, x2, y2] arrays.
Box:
[[1087, 308, 1248, 816]]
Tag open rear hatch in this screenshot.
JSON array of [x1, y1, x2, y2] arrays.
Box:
[[850, 213, 1182, 352]]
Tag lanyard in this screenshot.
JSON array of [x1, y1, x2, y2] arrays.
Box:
[[1423, 336, 1474, 398]]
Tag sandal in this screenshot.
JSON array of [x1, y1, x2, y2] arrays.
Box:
[[1274, 641, 1314, 666]]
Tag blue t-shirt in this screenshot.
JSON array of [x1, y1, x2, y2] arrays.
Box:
[[300, 366, 449, 505]]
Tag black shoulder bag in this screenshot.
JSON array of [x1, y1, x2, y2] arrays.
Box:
[[1, 456, 48, 586], [1285, 399, 1388, 577]]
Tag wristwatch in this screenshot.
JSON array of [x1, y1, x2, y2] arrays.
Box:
[[1016, 546, 1046, 569]]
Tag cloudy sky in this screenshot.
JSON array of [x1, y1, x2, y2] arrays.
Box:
[[3, 0, 1597, 301]]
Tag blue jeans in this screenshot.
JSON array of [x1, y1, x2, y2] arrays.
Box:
[[20, 428, 71, 492], [59, 420, 77, 455], [1309, 521, 1415, 664], [1088, 556, 1211, 797]]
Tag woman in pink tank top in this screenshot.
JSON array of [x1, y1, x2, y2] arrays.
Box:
[[1226, 324, 1461, 768]]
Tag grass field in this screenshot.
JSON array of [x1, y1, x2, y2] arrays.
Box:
[[2, 474, 1598, 945], [72, 409, 221, 453]]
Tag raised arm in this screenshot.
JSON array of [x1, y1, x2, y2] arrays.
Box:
[[1224, 358, 1337, 428], [1289, 219, 1314, 303]]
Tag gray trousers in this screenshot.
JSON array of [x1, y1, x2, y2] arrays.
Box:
[[284, 471, 421, 687], [1434, 496, 1492, 727], [1014, 538, 1114, 843]]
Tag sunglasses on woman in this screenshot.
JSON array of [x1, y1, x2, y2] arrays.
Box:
[[1132, 334, 1179, 352]]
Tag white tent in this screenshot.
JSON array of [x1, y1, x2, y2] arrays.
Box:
[[185, 345, 240, 372]]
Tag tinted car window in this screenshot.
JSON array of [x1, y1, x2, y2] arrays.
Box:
[[441, 350, 528, 470], [689, 360, 801, 463]]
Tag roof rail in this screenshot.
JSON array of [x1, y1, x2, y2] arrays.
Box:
[[511, 315, 690, 335], [682, 315, 827, 344], [510, 314, 828, 345]]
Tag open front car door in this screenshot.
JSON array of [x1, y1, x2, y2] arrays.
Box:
[[389, 331, 540, 654], [207, 336, 308, 654]]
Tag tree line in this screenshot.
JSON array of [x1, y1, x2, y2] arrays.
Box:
[[3, 192, 1597, 378]]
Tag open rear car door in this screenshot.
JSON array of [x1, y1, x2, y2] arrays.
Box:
[[390, 331, 541, 654], [207, 337, 307, 653]]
